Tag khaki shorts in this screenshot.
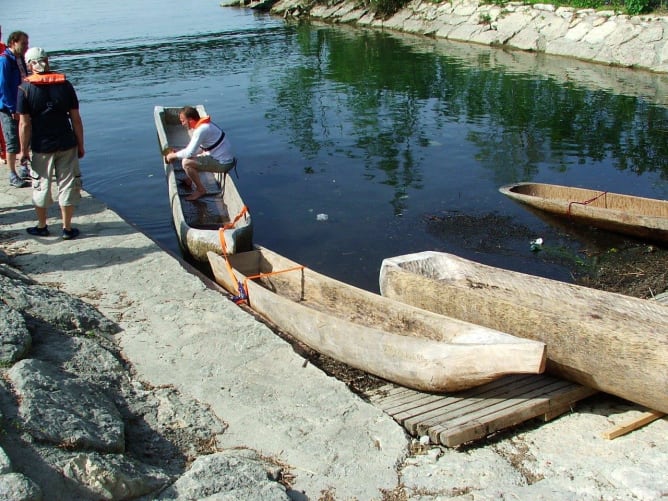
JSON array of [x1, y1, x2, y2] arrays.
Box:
[[30, 147, 82, 208], [195, 155, 236, 174]]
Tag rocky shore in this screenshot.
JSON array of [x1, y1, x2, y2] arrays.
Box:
[[268, 0, 668, 74], [0, 260, 289, 500]]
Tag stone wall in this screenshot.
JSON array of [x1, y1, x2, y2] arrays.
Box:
[[271, 0, 668, 74]]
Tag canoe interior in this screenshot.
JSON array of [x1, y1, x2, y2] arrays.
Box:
[[172, 164, 232, 229], [228, 249, 440, 338], [224, 248, 542, 346], [508, 183, 668, 217]]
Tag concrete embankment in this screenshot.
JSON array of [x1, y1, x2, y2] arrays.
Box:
[[271, 0, 668, 74], [0, 185, 407, 500]]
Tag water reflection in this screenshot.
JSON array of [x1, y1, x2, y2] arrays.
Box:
[[57, 22, 668, 190], [17, 7, 668, 290], [267, 25, 668, 185]]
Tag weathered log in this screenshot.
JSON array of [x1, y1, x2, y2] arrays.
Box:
[[379, 251, 668, 413]]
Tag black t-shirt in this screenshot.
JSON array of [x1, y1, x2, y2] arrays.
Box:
[[17, 74, 79, 153]]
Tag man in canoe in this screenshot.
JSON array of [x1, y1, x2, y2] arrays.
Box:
[[165, 106, 236, 201]]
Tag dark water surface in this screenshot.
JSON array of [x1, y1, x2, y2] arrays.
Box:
[[7, 1, 668, 292]]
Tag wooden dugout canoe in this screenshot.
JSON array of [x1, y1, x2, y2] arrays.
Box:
[[379, 251, 668, 413], [154, 105, 253, 262], [499, 182, 668, 244], [207, 247, 546, 393]]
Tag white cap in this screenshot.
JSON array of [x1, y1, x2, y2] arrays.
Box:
[[25, 47, 48, 63]]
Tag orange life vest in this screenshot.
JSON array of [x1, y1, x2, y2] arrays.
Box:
[[193, 116, 211, 129], [24, 72, 67, 85]]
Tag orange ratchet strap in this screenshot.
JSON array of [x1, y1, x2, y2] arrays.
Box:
[[218, 205, 250, 300], [235, 266, 304, 305], [568, 191, 607, 216]]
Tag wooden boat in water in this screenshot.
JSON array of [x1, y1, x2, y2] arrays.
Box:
[[499, 182, 668, 244], [379, 251, 668, 413], [207, 247, 546, 393], [154, 105, 253, 262]]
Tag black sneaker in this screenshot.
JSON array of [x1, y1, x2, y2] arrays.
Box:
[[62, 228, 80, 240], [27, 225, 49, 236]]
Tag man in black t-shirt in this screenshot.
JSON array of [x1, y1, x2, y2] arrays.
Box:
[[18, 47, 85, 240]]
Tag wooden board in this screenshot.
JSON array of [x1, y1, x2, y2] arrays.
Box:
[[365, 374, 597, 447], [602, 411, 666, 440]]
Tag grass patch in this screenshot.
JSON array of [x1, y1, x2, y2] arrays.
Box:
[[354, 0, 667, 18]]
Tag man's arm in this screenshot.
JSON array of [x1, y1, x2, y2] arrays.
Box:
[[0, 59, 12, 112], [69, 108, 85, 159], [18, 113, 31, 162], [165, 127, 203, 163], [176, 127, 203, 159]]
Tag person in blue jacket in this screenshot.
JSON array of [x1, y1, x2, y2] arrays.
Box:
[[0, 30, 30, 187]]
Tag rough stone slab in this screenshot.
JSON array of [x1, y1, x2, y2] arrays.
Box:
[[273, 0, 668, 73], [0, 473, 42, 501], [583, 19, 617, 44], [508, 27, 541, 51], [0, 304, 31, 364], [156, 450, 290, 500], [8, 359, 125, 453], [0, 272, 118, 336], [0, 448, 11, 475], [59, 452, 171, 500]]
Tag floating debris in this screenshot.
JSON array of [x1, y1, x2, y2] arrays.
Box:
[[530, 237, 543, 252]]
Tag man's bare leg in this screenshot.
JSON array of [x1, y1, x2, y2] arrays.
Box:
[[183, 160, 206, 201], [35, 206, 48, 228], [61, 205, 75, 231]]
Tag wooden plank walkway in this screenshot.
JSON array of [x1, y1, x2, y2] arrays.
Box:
[[364, 374, 597, 447]]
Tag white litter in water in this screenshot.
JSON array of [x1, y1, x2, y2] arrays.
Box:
[[316, 213, 329, 221]]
